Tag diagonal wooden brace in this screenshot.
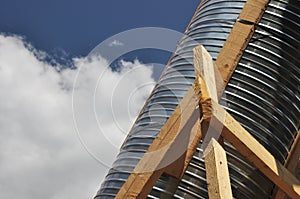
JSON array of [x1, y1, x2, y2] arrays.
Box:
[[205, 98, 300, 199], [116, 85, 202, 199]]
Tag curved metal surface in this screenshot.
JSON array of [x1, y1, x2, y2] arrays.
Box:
[[95, 0, 300, 198]]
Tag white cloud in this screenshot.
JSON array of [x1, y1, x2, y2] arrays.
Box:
[[0, 34, 155, 198], [108, 39, 124, 47]]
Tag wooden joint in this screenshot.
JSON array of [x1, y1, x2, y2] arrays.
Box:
[[210, 100, 300, 199], [193, 76, 213, 121]]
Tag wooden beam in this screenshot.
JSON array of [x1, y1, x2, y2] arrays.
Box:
[[194, 45, 219, 102], [273, 130, 300, 199], [216, 0, 269, 88], [116, 86, 201, 198], [285, 130, 300, 176], [208, 100, 300, 199], [204, 138, 233, 199]]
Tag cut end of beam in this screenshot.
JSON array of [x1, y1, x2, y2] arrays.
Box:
[[204, 138, 233, 199]]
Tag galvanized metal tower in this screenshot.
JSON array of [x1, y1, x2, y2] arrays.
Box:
[[95, 0, 300, 198]]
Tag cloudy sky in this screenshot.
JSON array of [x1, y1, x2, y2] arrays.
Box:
[[0, 1, 199, 198]]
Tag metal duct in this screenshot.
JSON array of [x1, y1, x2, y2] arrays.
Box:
[[95, 0, 300, 198]]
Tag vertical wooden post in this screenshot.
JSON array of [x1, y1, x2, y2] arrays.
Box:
[[204, 138, 233, 199]]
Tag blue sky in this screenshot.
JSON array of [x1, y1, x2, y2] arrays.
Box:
[[0, 0, 198, 60], [0, 1, 200, 198]]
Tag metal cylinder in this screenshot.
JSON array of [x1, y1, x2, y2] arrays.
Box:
[[95, 0, 300, 198]]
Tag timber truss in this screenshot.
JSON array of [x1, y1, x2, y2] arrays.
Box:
[[115, 0, 300, 198]]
